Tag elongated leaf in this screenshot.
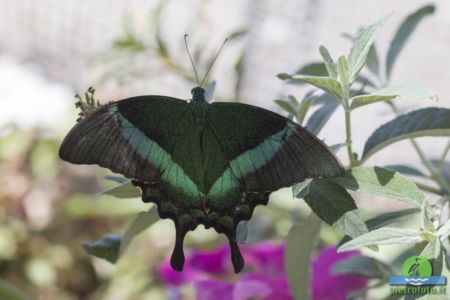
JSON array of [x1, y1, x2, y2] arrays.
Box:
[[104, 175, 129, 184], [366, 44, 380, 76], [383, 164, 426, 177], [431, 159, 450, 182], [296, 95, 317, 124], [333, 166, 425, 207], [295, 62, 328, 77], [339, 208, 420, 246], [97, 181, 140, 199], [304, 179, 369, 239], [236, 221, 248, 243], [319, 45, 337, 79], [350, 94, 398, 110], [306, 95, 340, 135], [119, 210, 159, 256], [347, 14, 391, 83], [332, 255, 393, 278], [293, 178, 312, 199], [285, 213, 322, 300], [275, 99, 297, 115], [376, 82, 433, 100], [0, 280, 30, 300], [288, 75, 343, 100], [337, 56, 349, 95], [362, 108, 450, 161], [339, 228, 423, 251], [83, 234, 122, 263], [386, 5, 435, 78]]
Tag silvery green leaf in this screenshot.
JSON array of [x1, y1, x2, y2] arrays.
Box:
[[366, 44, 380, 76], [376, 83, 433, 100], [332, 255, 393, 278], [292, 178, 312, 199], [295, 62, 328, 77], [97, 181, 140, 199], [350, 94, 398, 110], [275, 99, 297, 115], [386, 5, 435, 79], [362, 108, 450, 162], [383, 164, 426, 177], [236, 221, 248, 244], [119, 210, 159, 256], [289, 75, 343, 100], [347, 14, 391, 83], [333, 166, 425, 207], [285, 213, 322, 300], [296, 95, 317, 125], [304, 179, 369, 241], [82, 234, 122, 263], [305, 95, 340, 135], [338, 228, 423, 252], [319, 45, 338, 79], [337, 56, 350, 96], [104, 175, 129, 184]]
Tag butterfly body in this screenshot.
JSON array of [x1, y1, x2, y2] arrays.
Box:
[[60, 87, 344, 273]]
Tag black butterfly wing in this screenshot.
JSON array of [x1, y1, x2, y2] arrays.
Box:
[[59, 96, 191, 183], [206, 102, 344, 192]]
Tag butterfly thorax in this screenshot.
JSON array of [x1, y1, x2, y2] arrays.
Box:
[[190, 86, 208, 125]]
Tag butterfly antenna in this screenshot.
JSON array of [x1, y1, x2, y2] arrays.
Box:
[[200, 37, 228, 87], [184, 34, 200, 86]]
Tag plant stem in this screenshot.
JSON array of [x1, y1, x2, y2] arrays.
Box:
[[414, 181, 444, 196], [411, 139, 450, 194], [437, 139, 450, 171], [344, 107, 356, 167]]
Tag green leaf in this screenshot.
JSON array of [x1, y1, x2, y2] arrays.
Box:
[[366, 44, 380, 76], [337, 56, 350, 96], [285, 213, 322, 300], [366, 208, 420, 230], [290, 75, 343, 100], [332, 255, 393, 278], [0, 280, 30, 300], [338, 228, 423, 251], [350, 94, 398, 110], [347, 14, 391, 83], [296, 94, 317, 125], [82, 234, 122, 263], [338, 208, 420, 247], [304, 179, 369, 240], [292, 178, 313, 199], [275, 99, 297, 115], [97, 181, 140, 199], [119, 210, 160, 256], [104, 175, 129, 184], [306, 95, 340, 135], [333, 166, 425, 207], [295, 62, 328, 77], [236, 221, 248, 244], [362, 108, 450, 162], [383, 164, 426, 177], [386, 5, 435, 79], [376, 82, 433, 100], [319, 45, 338, 79]]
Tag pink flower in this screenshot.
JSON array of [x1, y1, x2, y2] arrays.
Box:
[[158, 242, 368, 300]]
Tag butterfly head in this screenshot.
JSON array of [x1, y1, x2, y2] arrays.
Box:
[[191, 86, 206, 102]]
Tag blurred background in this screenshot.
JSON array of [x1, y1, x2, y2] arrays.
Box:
[[0, 0, 448, 299]]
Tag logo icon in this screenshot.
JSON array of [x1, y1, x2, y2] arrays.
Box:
[[389, 255, 446, 286]]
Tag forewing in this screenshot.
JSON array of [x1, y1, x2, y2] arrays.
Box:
[[206, 102, 344, 192], [59, 96, 190, 183]]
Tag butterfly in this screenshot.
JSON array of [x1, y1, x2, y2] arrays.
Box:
[[59, 36, 344, 273]]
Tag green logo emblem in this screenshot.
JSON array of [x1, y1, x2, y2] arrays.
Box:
[[401, 255, 432, 276]]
